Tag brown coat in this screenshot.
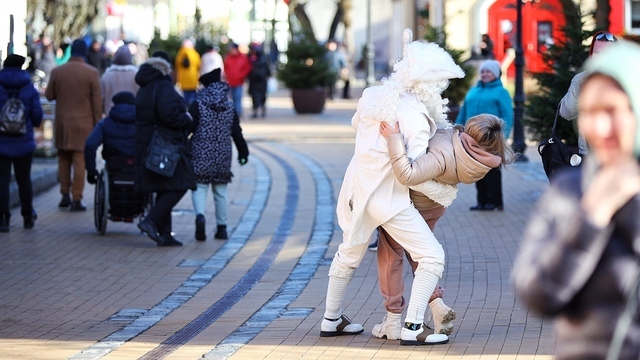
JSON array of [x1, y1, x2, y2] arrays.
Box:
[[386, 128, 501, 210], [46, 57, 102, 151]]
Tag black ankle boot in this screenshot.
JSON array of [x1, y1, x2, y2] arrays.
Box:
[[0, 214, 10, 232], [195, 214, 206, 241], [59, 194, 71, 208], [23, 210, 37, 229], [214, 225, 228, 240]]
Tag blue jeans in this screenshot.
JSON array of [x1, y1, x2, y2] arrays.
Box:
[[191, 182, 227, 225], [229, 86, 244, 117]]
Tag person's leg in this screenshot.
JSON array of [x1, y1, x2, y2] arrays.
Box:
[[13, 154, 35, 222], [372, 227, 406, 340], [381, 207, 446, 345], [250, 91, 259, 118], [140, 190, 185, 246], [192, 183, 208, 240], [472, 176, 489, 209], [0, 156, 12, 230], [71, 150, 85, 201], [488, 167, 503, 208], [321, 238, 369, 337], [57, 149, 72, 205], [231, 86, 243, 118], [212, 183, 228, 239]]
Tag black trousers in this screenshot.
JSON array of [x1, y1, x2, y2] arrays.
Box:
[[147, 190, 186, 235], [475, 167, 503, 207], [0, 154, 34, 217]]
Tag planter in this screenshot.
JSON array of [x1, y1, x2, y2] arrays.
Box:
[[291, 87, 326, 114]]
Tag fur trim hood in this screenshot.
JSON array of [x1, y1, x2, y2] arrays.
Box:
[[144, 57, 171, 76], [135, 57, 172, 87]]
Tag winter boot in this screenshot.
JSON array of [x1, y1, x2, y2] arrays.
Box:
[[214, 224, 228, 240], [429, 298, 456, 335], [372, 312, 403, 340], [0, 214, 10, 232], [195, 214, 206, 241]]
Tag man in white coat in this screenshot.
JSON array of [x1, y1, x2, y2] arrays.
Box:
[[321, 37, 465, 345]]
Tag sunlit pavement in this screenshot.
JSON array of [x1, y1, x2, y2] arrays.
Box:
[[0, 86, 555, 359]]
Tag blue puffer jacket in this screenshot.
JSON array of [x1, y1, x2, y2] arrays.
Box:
[[0, 68, 43, 158], [84, 102, 136, 173], [455, 78, 513, 139]]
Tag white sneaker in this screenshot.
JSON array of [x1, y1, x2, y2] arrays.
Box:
[[371, 312, 402, 340], [320, 314, 364, 337], [400, 325, 449, 346], [429, 298, 456, 335]]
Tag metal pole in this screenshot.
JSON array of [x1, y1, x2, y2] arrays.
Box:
[[7, 14, 15, 56], [513, 0, 528, 161], [365, 0, 375, 86]]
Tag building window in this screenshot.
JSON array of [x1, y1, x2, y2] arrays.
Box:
[[632, 0, 640, 29]]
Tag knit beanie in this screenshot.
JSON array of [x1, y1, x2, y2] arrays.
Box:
[[3, 54, 26, 68], [583, 40, 640, 159], [199, 68, 221, 86], [479, 60, 501, 79], [151, 50, 171, 64], [112, 45, 133, 65], [71, 39, 88, 58], [112, 91, 136, 105]]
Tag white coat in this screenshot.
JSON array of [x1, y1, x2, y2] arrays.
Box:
[[336, 86, 437, 248]]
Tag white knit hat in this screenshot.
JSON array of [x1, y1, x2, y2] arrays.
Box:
[[479, 60, 501, 79]]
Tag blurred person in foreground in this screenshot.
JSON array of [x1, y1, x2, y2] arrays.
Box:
[[513, 41, 640, 360], [0, 55, 43, 231]]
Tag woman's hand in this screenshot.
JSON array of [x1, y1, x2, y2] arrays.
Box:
[[380, 121, 400, 137]]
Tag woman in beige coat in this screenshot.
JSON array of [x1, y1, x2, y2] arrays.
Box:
[[373, 114, 514, 340]]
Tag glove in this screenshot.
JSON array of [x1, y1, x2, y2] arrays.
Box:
[[87, 170, 99, 184], [238, 157, 248, 166]]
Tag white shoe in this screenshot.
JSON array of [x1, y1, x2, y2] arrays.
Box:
[[400, 325, 449, 346], [320, 314, 364, 337], [429, 298, 456, 335], [371, 312, 402, 340]]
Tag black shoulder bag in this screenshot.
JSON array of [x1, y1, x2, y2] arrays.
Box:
[[144, 84, 182, 177], [537, 104, 579, 181]]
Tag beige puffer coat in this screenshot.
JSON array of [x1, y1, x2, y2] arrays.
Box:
[[386, 128, 501, 210]]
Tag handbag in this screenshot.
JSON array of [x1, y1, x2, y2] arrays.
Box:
[[144, 83, 183, 177], [145, 131, 181, 177], [537, 104, 580, 181]]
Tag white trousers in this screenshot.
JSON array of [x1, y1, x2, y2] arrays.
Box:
[[331, 205, 445, 277]]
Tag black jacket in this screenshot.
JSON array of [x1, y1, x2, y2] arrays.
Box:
[[134, 57, 196, 192]]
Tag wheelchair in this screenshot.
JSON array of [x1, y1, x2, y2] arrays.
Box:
[[93, 157, 152, 235]]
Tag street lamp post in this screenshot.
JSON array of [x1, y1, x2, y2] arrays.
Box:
[[365, 0, 375, 86], [513, 0, 528, 162]]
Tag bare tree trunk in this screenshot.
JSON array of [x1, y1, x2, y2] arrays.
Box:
[[595, 0, 610, 30], [288, 1, 316, 42], [328, 7, 344, 41]]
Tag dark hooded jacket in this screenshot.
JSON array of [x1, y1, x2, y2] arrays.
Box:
[[134, 57, 196, 192], [513, 42, 640, 360], [0, 67, 43, 158], [188, 81, 248, 184], [84, 102, 137, 174]]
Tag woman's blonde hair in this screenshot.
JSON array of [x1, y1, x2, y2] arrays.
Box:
[[464, 114, 515, 164]]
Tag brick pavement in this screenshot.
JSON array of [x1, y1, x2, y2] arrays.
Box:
[[0, 88, 556, 359]]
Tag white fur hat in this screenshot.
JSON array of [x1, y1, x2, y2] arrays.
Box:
[[393, 41, 465, 84]]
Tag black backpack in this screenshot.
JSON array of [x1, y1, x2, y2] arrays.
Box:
[[0, 90, 27, 136]]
